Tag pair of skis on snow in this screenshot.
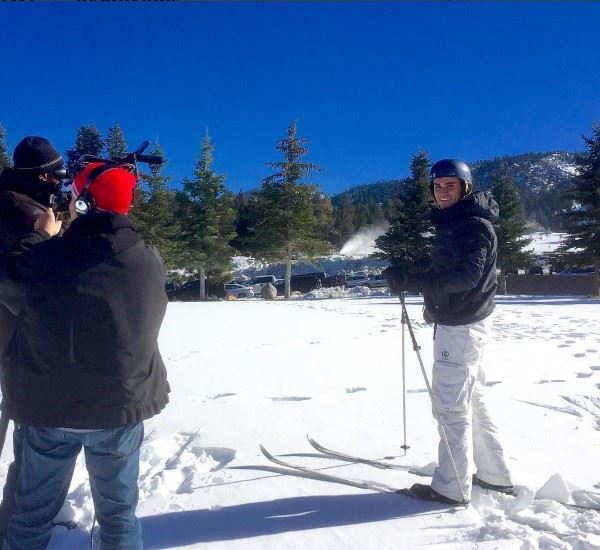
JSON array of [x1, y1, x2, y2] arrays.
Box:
[[260, 436, 599, 512], [261, 436, 425, 498]]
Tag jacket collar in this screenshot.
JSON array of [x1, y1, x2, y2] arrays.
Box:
[[432, 191, 499, 225]]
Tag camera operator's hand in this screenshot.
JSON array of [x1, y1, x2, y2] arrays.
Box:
[[34, 208, 62, 238], [383, 256, 415, 295]]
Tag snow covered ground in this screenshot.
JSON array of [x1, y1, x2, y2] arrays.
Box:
[[2, 293, 600, 549]]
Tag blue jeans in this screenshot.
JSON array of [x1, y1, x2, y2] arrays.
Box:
[[4, 423, 144, 550], [0, 425, 23, 545]]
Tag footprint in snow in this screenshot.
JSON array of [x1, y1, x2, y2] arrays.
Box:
[[138, 433, 234, 497], [590, 366, 600, 371], [576, 372, 594, 378], [192, 446, 236, 471], [346, 387, 367, 394], [210, 392, 236, 400], [516, 399, 582, 417], [270, 396, 312, 402], [574, 353, 586, 358]]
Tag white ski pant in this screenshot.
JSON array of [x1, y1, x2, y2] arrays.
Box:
[[430, 318, 512, 502]]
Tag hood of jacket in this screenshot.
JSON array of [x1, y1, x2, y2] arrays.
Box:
[[63, 211, 140, 256], [431, 190, 499, 226]]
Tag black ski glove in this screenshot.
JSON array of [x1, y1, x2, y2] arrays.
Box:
[[383, 259, 413, 295]]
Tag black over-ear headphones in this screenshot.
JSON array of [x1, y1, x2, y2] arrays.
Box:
[[74, 163, 121, 216]]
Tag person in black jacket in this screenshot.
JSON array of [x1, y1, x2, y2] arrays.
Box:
[[384, 159, 512, 506], [0, 136, 67, 545], [0, 161, 170, 549]]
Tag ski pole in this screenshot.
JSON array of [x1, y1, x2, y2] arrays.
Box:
[[399, 291, 467, 503], [400, 301, 409, 455]]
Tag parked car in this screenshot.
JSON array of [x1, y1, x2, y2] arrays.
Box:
[[167, 279, 226, 301], [167, 280, 201, 301], [558, 266, 595, 276], [275, 272, 327, 294], [345, 273, 370, 288], [165, 281, 180, 293], [529, 265, 551, 275], [365, 274, 388, 288], [224, 283, 255, 299]]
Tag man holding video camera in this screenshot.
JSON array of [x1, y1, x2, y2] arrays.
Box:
[[0, 136, 68, 544], [0, 159, 170, 549]]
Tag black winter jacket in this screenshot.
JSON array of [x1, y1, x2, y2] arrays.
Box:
[[0, 170, 51, 361], [0, 211, 170, 428], [413, 191, 499, 326], [0, 169, 56, 253]]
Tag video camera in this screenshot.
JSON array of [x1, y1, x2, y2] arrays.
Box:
[[103, 140, 164, 171], [50, 141, 163, 214]]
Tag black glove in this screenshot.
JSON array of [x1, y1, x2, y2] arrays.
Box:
[[383, 260, 412, 295]]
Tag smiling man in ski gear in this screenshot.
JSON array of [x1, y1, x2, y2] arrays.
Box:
[[0, 161, 170, 549], [0, 136, 68, 545], [385, 158, 513, 505]]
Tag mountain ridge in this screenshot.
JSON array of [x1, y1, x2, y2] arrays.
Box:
[[332, 150, 579, 230]]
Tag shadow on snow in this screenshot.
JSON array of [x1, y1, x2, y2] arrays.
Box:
[[140, 492, 439, 548]]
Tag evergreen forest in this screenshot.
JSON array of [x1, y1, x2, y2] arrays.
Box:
[[0, 121, 598, 296]]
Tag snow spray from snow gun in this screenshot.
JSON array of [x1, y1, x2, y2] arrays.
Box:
[[49, 140, 164, 215], [390, 249, 467, 503]]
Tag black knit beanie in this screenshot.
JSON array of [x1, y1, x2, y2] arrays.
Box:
[[13, 136, 64, 175]]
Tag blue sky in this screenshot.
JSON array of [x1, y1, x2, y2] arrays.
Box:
[[1, 2, 599, 196]]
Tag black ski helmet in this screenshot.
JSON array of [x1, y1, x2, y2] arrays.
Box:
[[429, 159, 473, 198]]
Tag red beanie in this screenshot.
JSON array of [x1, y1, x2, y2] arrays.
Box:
[[72, 162, 137, 214]]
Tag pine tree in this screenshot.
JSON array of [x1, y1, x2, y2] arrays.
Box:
[[178, 133, 237, 299], [231, 191, 260, 255], [105, 123, 128, 159], [129, 143, 180, 267], [353, 203, 370, 232], [366, 198, 386, 226], [560, 123, 600, 295], [66, 124, 104, 174], [0, 124, 11, 171], [374, 150, 434, 260], [251, 121, 330, 298], [490, 165, 533, 293]]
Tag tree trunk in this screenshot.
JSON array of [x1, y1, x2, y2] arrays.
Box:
[[594, 262, 600, 298], [498, 270, 507, 295], [284, 257, 292, 300], [199, 266, 206, 300]]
